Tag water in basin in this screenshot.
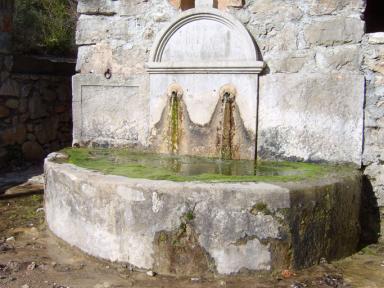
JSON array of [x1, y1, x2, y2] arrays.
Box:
[[62, 148, 352, 182]]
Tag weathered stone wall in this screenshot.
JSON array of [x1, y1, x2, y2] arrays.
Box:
[[74, 0, 384, 204], [362, 33, 384, 206], [76, 0, 177, 77], [0, 55, 74, 169], [74, 0, 366, 163], [74, 0, 178, 148], [244, 0, 366, 164]]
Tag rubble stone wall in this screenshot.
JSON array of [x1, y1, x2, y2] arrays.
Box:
[[0, 55, 74, 169]]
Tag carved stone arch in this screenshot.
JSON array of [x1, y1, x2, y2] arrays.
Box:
[[147, 8, 264, 73]]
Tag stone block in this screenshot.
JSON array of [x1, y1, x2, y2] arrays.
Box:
[[29, 94, 47, 120], [0, 105, 10, 118], [1, 71, 9, 82], [77, 0, 118, 15], [76, 44, 107, 73], [315, 45, 361, 71], [233, 9, 251, 25], [364, 46, 384, 75], [168, 0, 181, 9], [54, 104, 67, 113], [0, 14, 12, 33], [27, 133, 36, 141], [5, 99, 19, 109], [217, 0, 243, 10], [373, 75, 384, 86], [1, 125, 26, 145], [18, 99, 28, 113], [0, 79, 19, 96], [20, 83, 33, 98], [78, 0, 141, 16], [368, 33, 384, 45], [364, 93, 384, 125], [258, 73, 365, 164], [3, 56, 13, 71], [19, 113, 29, 123], [0, 32, 11, 53], [76, 15, 133, 45], [72, 74, 148, 147], [363, 127, 384, 165], [364, 163, 384, 206], [261, 24, 298, 52], [195, 0, 212, 8], [266, 50, 314, 73], [76, 43, 147, 76], [0, 147, 6, 159], [22, 141, 45, 161], [249, 0, 303, 22], [304, 17, 364, 47], [34, 118, 59, 145], [308, 0, 364, 16]]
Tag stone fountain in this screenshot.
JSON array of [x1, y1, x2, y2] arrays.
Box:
[[146, 8, 263, 160], [45, 7, 363, 276]]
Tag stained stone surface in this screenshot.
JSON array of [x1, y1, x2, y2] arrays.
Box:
[[303, 17, 364, 47], [72, 0, 384, 204], [45, 153, 362, 276], [72, 74, 148, 147], [362, 33, 384, 206], [72, 3, 367, 164], [147, 9, 264, 159], [258, 73, 365, 164]]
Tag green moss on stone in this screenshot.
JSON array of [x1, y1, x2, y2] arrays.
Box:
[[184, 211, 195, 221], [61, 147, 356, 183], [170, 96, 180, 154], [250, 202, 272, 215]]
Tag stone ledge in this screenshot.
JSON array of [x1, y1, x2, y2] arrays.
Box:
[[146, 61, 265, 74]]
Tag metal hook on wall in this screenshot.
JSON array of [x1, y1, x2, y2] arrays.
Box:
[[104, 68, 112, 79]]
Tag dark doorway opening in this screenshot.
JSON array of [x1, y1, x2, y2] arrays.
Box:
[[364, 0, 384, 33]]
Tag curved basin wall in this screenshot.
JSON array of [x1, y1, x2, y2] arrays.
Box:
[[44, 155, 362, 275]]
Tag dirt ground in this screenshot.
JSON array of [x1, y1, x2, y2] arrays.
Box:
[[0, 170, 383, 288]]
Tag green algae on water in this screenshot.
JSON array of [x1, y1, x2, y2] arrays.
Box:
[[62, 147, 354, 182]]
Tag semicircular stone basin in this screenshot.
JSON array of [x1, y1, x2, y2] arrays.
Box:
[[44, 148, 362, 276]]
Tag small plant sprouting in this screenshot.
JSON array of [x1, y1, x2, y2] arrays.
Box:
[[250, 202, 272, 215], [185, 210, 194, 221]]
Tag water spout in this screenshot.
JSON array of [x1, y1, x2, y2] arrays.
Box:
[[219, 85, 236, 160], [167, 84, 183, 154]]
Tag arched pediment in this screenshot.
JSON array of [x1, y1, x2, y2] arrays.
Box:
[[147, 8, 264, 73]]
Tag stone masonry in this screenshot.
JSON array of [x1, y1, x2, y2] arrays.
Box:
[[74, 0, 383, 206], [363, 32, 384, 206], [0, 55, 74, 169], [0, 0, 74, 170]]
